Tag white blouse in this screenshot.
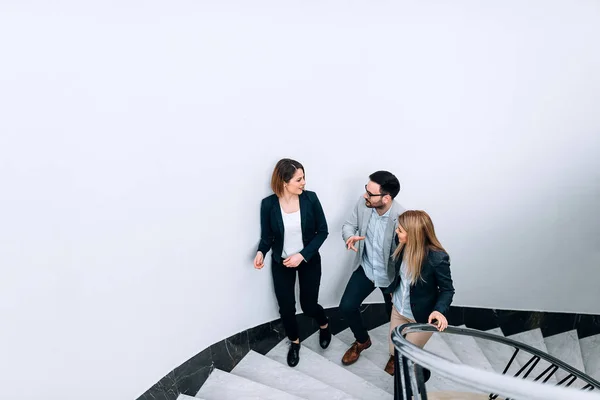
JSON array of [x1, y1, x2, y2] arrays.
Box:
[[392, 259, 415, 320], [281, 209, 303, 258]]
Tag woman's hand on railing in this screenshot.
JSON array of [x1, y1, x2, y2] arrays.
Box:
[[428, 311, 448, 331]]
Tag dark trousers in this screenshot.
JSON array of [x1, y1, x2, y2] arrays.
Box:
[[340, 266, 393, 344], [271, 253, 328, 341]]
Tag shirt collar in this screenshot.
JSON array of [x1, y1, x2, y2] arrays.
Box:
[[371, 207, 391, 219]]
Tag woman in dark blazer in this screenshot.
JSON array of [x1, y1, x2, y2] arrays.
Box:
[[384, 210, 455, 376], [254, 158, 331, 367]]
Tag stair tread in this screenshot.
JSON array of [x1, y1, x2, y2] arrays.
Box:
[[231, 350, 356, 400], [423, 332, 486, 394], [303, 330, 394, 394], [507, 328, 557, 383], [336, 326, 451, 392], [473, 328, 523, 376], [370, 323, 461, 363], [336, 327, 357, 347], [195, 368, 304, 400], [544, 330, 587, 388], [337, 327, 391, 370], [426, 392, 506, 399], [579, 334, 600, 382], [369, 323, 391, 343], [351, 322, 480, 393], [178, 395, 206, 400], [441, 325, 495, 373], [423, 332, 462, 364], [266, 338, 392, 400]]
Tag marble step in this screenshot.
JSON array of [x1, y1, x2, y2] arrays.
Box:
[[473, 328, 523, 376], [441, 325, 495, 373], [266, 339, 392, 400], [426, 393, 498, 400], [231, 350, 356, 400], [423, 331, 462, 363], [335, 327, 360, 346], [507, 328, 557, 384], [369, 323, 462, 364], [579, 334, 600, 382], [178, 395, 206, 400], [369, 323, 482, 394], [368, 322, 391, 345], [336, 326, 447, 392], [196, 368, 304, 400], [302, 330, 394, 394], [367, 322, 395, 366], [544, 330, 587, 389], [423, 332, 488, 394], [336, 327, 391, 370]]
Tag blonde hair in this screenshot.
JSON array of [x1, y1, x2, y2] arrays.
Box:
[[393, 210, 446, 284]]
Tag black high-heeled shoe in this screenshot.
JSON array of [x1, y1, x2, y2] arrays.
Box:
[[405, 367, 431, 397], [287, 342, 300, 367], [423, 367, 431, 382], [319, 325, 331, 349]]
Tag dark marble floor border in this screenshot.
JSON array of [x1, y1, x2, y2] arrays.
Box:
[[136, 305, 600, 400]]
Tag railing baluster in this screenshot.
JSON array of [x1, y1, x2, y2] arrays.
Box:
[[517, 355, 540, 379], [534, 364, 558, 383], [490, 348, 522, 399], [394, 348, 403, 400], [502, 348, 520, 375], [402, 353, 412, 399], [415, 364, 428, 400], [407, 359, 423, 399], [556, 374, 577, 388]]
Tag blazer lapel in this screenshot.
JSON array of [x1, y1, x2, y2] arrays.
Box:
[[358, 207, 372, 257], [273, 198, 284, 236], [361, 207, 371, 237], [299, 193, 308, 235], [383, 214, 397, 269]]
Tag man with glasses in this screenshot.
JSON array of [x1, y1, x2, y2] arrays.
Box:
[[339, 170, 404, 365]]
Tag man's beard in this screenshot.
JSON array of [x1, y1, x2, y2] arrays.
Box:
[[365, 199, 383, 209]]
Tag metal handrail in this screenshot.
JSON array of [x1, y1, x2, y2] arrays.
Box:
[[391, 323, 600, 400]]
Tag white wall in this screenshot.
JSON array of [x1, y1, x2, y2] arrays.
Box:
[[1, 1, 599, 399]]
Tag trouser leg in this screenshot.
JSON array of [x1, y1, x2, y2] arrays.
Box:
[[339, 267, 376, 343]]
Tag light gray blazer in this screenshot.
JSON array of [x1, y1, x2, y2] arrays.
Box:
[[341, 196, 406, 284]]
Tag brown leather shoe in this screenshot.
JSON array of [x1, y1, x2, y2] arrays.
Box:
[[384, 355, 394, 375], [341, 338, 372, 365]]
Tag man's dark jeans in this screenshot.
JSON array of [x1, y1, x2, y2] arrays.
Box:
[[339, 266, 393, 343]]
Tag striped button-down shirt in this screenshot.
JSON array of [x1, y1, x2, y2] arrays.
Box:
[[361, 208, 392, 287]]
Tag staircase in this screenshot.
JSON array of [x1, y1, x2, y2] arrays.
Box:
[[176, 320, 600, 399]]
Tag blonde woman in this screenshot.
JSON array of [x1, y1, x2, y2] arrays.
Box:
[[384, 210, 455, 376]]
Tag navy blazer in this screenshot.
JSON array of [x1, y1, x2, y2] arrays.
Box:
[[385, 248, 455, 323], [257, 190, 328, 263]]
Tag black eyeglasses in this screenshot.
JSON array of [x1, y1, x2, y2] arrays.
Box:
[[365, 184, 387, 198]]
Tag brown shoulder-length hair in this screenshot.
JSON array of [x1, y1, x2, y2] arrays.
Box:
[[393, 210, 447, 284], [271, 158, 304, 197]]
